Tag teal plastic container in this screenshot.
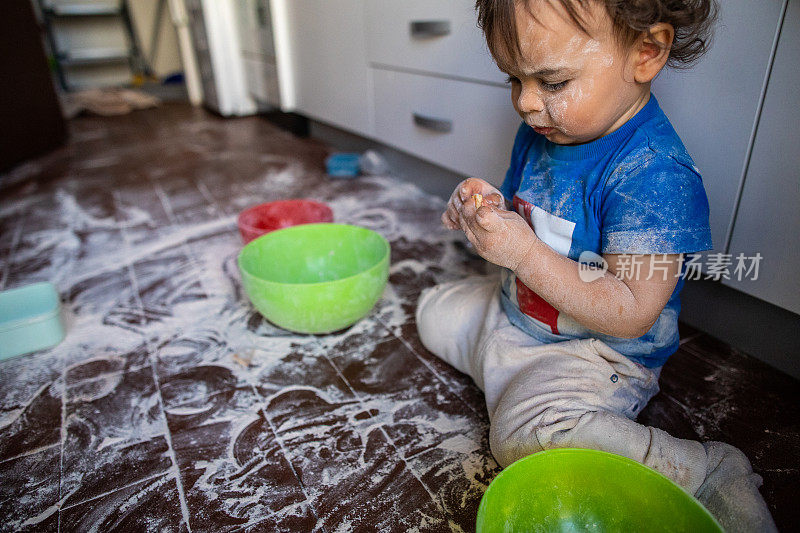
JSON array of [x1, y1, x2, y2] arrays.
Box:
[[0, 282, 65, 361], [476, 448, 723, 533], [238, 223, 390, 334], [325, 153, 361, 177]]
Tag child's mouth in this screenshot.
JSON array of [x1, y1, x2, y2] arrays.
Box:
[[533, 126, 554, 135]]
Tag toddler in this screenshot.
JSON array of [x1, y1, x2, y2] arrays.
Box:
[[416, 0, 777, 530]]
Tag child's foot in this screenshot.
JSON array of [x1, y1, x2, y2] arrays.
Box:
[[695, 441, 777, 532]]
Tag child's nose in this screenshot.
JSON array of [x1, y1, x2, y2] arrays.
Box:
[[517, 85, 545, 113]]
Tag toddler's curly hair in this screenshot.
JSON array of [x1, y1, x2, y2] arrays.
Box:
[[477, 0, 718, 70]]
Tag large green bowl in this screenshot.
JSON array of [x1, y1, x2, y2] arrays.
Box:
[[476, 449, 723, 533], [238, 223, 390, 334]]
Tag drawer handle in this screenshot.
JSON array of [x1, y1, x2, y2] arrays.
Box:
[[410, 20, 451, 39], [413, 113, 453, 133]]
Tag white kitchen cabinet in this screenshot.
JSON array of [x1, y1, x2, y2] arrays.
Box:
[[723, 0, 799, 315], [365, 1, 519, 180], [653, 0, 786, 253], [373, 69, 519, 182], [186, 0, 256, 116], [237, 0, 281, 107], [276, 0, 373, 136], [365, 0, 504, 85]]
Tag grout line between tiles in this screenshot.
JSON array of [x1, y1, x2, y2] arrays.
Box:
[[114, 190, 193, 532], [150, 175, 313, 529], [194, 181, 225, 217], [377, 313, 483, 418], [55, 192, 76, 533], [151, 181, 219, 301], [59, 470, 173, 513], [255, 397, 326, 533], [58, 366, 65, 533], [0, 217, 25, 291], [0, 442, 60, 466], [315, 350, 447, 523]]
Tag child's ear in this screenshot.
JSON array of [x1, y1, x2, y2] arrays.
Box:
[[632, 23, 674, 83]]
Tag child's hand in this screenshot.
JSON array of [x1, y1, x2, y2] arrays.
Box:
[[442, 178, 504, 230], [460, 201, 539, 271]]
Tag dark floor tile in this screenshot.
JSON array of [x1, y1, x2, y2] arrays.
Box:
[[132, 248, 208, 322], [0, 349, 62, 416], [65, 342, 150, 385], [158, 177, 213, 223], [60, 472, 188, 533], [341, 338, 497, 532], [114, 184, 173, 233], [330, 336, 466, 404], [64, 264, 139, 318], [154, 331, 254, 388], [0, 217, 22, 264], [162, 374, 263, 432], [73, 228, 124, 263], [61, 366, 170, 506], [16, 194, 67, 234], [60, 322, 149, 371], [232, 503, 321, 533], [0, 378, 62, 462], [169, 409, 307, 533], [3, 228, 77, 289], [252, 345, 355, 404], [394, 318, 488, 416], [266, 389, 449, 532], [408, 446, 499, 533], [0, 445, 60, 533], [291, 316, 399, 382], [61, 434, 173, 509]]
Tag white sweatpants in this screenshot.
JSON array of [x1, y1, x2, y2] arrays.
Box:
[[416, 275, 777, 532]]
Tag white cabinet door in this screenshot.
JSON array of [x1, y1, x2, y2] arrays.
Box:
[[365, 0, 504, 85], [724, 0, 799, 315], [373, 69, 519, 182], [238, 0, 281, 107], [653, 0, 785, 253], [277, 0, 372, 136]]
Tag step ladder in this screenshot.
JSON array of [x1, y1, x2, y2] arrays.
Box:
[[37, 0, 153, 91]]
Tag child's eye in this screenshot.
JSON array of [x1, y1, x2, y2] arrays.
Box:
[[541, 80, 569, 92], [505, 75, 520, 85]]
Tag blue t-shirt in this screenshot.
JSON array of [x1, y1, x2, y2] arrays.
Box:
[[499, 95, 713, 368]]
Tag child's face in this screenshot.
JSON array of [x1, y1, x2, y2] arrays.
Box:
[[501, 0, 648, 145]]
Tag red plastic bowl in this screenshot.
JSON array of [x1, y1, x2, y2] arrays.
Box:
[[238, 199, 334, 244]]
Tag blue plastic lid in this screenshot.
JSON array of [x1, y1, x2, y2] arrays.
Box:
[[325, 153, 361, 177], [0, 282, 61, 333]]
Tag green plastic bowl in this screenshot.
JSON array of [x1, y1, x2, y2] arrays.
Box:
[[476, 449, 723, 533], [238, 223, 390, 334]]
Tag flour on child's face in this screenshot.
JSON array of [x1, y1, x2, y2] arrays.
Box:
[[505, 0, 647, 145]]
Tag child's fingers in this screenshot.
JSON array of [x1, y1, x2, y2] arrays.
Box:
[[442, 207, 459, 230], [474, 205, 505, 232], [458, 178, 486, 202], [484, 192, 504, 207], [448, 212, 461, 230], [461, 220, 478, 246], [441, 211, 454, 229]]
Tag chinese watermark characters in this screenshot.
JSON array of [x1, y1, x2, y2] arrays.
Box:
[[578, 251, 763, 283]]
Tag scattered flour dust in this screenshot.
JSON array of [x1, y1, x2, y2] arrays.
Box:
[[2, 164, 494, 530]]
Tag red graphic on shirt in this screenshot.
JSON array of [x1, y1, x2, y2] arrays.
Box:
[[512, 196, 532, 223], [512, 195, 561, 335]]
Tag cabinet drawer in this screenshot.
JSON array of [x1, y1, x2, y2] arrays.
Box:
[[372, 68, 520, 181], [365, 0, 504, 85]]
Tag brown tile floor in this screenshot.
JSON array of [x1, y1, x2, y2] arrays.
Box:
[[0, 104, 797, 532]]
